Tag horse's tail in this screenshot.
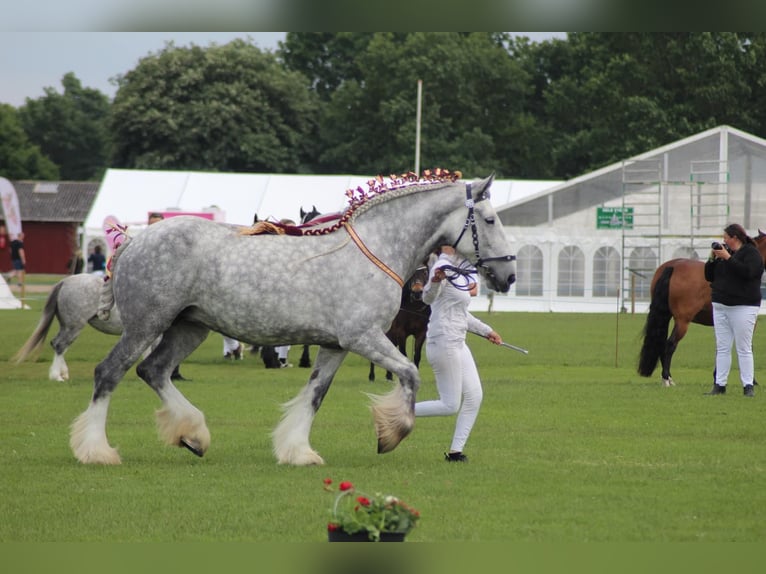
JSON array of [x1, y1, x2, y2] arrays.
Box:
[[11, 280, 64, 364], [637, 266, 673, 377], [96, 237, 130, 320]]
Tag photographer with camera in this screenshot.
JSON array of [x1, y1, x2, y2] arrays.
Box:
[[704, 223, 763, 397]]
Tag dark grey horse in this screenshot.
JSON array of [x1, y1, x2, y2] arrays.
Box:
[[70, 173, 516, 466]]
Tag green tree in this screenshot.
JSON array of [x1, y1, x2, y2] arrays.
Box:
[[19, 72, 112, 181], [310, 32, 538, 178], [110, 39, 319, 173], [539, 33, 758, 178], [0, 104, 59, 180], [280, 32, 378, 101]]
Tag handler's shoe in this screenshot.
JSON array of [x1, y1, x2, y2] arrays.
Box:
[[705, 384, 726, 395], [744, 384, 755, 397], [445, 451, 468, 462]]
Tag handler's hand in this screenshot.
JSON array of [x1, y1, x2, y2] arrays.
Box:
[[487, 331, 502, 345], [432, 268, 446, 282]]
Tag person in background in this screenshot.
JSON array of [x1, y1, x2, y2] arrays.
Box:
[[68, 249, 84, 274], [148, 212, 164, 226], [223, 336, 244, 360], [704, 223, 763, 397], [415, 245, 503, 462], [275, 345, 292, 368], [88, 244, 106, 276], [146, 211, 188, 381], [6, 231, 26, 286]]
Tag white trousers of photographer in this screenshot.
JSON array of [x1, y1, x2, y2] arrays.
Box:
[[712, 302, 759, 387]]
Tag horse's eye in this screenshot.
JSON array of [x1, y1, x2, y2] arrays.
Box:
[[484, 217, 495, 225]]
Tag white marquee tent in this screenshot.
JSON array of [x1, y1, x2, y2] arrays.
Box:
[[82, 169, 556, 247]]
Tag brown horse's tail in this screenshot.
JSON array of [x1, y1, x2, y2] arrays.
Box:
[[637, 266, 673, 377], [11, 280, 63, 364]]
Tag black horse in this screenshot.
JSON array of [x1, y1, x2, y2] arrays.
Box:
[[369, 266, 430, 382]]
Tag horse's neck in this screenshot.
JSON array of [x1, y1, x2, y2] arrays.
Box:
[[351, 186, 462, 277]]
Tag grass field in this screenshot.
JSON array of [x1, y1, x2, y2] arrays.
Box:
[[1, 280, 765, 545]]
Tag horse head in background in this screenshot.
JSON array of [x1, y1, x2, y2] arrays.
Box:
[[70, 170, 516, 467], [638, 230, 766, 386]]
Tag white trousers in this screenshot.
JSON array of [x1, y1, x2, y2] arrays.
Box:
[[222, 336, 241, 355], [415, 339, 483, 453], [712, 302, 759, 387], [275, 345, 290, 360]]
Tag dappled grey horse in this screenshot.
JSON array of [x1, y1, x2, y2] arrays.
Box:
[[70, 172, 516, 466], [13, 274, 122, 381]]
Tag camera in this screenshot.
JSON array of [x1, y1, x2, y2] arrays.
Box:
[[711, 242, 723, 250]]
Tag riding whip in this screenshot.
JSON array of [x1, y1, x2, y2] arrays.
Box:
[[500, 342, 529, 355]]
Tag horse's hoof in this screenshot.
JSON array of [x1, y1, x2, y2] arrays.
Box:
[[180, 438, 205, 457]]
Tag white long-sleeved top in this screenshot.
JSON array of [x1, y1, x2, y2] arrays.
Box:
[[422, 253, 492, 344]]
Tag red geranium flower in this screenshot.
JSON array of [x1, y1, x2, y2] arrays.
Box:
[[339, 481, 353, 492]]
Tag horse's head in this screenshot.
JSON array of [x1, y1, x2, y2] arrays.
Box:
[[449, 174, 517, 293], [300, 205, 321, 224], [756, 229, 766, 267], [407, 265, 429, 302]]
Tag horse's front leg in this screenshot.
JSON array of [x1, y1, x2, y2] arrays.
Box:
[[352, 331, 421, 454], [272, 346, 348, 466]]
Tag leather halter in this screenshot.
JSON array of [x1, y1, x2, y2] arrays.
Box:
[[452, 183, 516, 276], [344, 223, 404, 288]]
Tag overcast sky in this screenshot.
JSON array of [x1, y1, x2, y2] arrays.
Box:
[[0, 32, 565, 108]]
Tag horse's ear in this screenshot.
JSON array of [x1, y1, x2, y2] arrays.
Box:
[[473, 173, 495, 197], [759, 228, 765, 238]]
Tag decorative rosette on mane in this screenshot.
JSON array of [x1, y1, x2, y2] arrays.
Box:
[[240, 168, 462, 237]]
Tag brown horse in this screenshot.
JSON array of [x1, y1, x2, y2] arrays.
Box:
[[638, 230, 766, 386], [369, 266, 430, 382]]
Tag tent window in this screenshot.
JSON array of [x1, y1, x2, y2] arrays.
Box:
[[557, 245, 584, 297], [593, 246, 621, 297], [629, 247, 657, 301], [516, 245, 543, 296]]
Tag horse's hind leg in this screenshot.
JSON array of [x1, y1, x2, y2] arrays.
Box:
[[48, 325, 86, 382], [662, 322, 688, 387], [272, 346, 348, 465], [136, 321, 211, 457], [70, 336, 148, 464]]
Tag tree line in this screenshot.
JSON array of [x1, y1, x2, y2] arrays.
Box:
[[3, 32, 766, 182]]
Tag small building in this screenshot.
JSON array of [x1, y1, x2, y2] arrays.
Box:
[[0, 180, 100, 274]]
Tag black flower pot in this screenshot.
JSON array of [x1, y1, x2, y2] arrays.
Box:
[[327, 530, 406, 542]]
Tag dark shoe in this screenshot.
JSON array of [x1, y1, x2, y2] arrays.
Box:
[[744, 385, 755, 397], [445, 452, 468, 462], [705, 384, 726, 395]]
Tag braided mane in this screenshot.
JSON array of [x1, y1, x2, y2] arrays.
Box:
[[240, 168, 462, 237]]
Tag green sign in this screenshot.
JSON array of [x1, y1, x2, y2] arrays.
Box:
[[597, 207, 633, 229]]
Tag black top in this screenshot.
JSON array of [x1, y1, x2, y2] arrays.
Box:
[[704, 242, 764, 307], [10, 239, 23, 260], [88, 251, 106, 272]]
